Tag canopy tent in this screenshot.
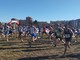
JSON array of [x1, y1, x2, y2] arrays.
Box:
[[8, 20, 19, 25]]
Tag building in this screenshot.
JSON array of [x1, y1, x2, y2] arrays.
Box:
[[68, 19, 80, 29], [50, 19, 80, 29], [38, 21, 49, 26], [19, 19, 26, 26], [19, 16, 32, 26]]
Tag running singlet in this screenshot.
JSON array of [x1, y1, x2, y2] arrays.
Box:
[[30, 26, 37, 34], [43, 27, 46, 32], [64, 28, 73, 38], [55, 28, 62, 37]]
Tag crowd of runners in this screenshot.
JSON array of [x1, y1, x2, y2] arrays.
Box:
[[0, 22, 80, 55]]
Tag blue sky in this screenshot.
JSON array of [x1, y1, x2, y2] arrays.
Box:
[[0, 0, 80, 23]]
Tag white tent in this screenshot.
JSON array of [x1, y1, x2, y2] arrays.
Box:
[[9, 20, 19, 25]]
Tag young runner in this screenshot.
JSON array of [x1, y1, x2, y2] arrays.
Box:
[[30, 25, 37, 42], [63, 24, 73, 55], [18, 25, 24, 42], [54, 24, 63, 47]]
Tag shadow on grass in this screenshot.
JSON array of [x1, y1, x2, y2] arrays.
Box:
[[18, 53, 80, 60], [18, 55, 58, 60], [0, 44, 52, 51], [59, 53, 80, 59], [0, 39, 52, 46], [12, 45, 53, 52], [21, 47, 51, 52]]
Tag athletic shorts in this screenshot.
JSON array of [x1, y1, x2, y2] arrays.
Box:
[[31, 33, 37, 37], [56, 36, 63, 41], [42, 31, 47, 34], [5, 31, 9, 35], [49, 31, 53, 35], [9, 30, 13, 34], [19, 32, 23, 35], [65, 38, 72, 42], [0, 31, 3, 34]]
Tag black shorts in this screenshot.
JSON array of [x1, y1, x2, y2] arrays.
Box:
[[19, 32, 23, 35], [42, 31, 47, 34], [65, 37, 72, 42], [9, 30, 13, 34], [56, 36, 63, 41], [0, 31, 3, 34], [49, 31, 53, 35]]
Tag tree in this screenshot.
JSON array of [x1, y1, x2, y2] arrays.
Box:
[[0, 22, 2, 25], [26, 16, 33, 25], [33, 20, 38, 26]]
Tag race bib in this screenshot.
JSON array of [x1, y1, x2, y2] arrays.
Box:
[[64, 34, 70, 38]]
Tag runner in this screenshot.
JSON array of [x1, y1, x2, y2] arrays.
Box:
[[54, 24, 63, 47], [63, 24, 73, 56], [49, 25, 54, 40], [0, 24, 4, 39], [4, 24, 10, 41], [38, 25, 42, 36], [42, 25, 48, 38], [49, 25, 56, 47], [23, 26, 28, 37], [18, 25, 24, 42], [30, 24, 37, 42]]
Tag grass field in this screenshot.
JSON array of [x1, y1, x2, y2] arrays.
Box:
[[0, 36, 80, 60]]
